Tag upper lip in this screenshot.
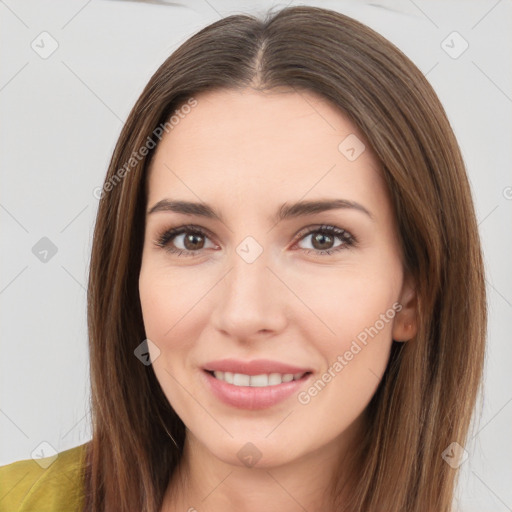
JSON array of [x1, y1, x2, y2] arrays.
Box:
[[203, 358, 312, 376]]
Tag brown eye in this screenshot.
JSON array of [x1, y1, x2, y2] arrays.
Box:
[[295, 225, 355, 255], [181, 232, 206, 250], [155, 226, 216, 257]]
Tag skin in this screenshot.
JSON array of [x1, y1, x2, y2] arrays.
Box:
[[138, 87, 418, 511]]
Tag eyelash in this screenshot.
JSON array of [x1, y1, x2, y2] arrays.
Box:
[[153, 223, 357, 258]]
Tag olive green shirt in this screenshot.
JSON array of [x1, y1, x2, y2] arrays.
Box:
[[0, 443, 87, 511]]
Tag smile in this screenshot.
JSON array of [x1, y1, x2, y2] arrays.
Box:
[[209, 370, 308, 387], [201, 359, 313, 410]]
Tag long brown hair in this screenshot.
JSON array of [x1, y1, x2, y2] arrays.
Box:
[[82, 6, 487, 511]]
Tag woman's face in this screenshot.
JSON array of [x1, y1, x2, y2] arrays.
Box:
[[139, 87, 416, 468]]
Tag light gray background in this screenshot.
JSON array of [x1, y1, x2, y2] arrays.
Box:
[[1, 0, 511, 510]]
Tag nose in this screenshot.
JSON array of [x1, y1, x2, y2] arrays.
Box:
[[209, 242, 289, 342]]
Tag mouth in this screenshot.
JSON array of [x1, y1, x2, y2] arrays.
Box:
[[201, 360, 313, 410]]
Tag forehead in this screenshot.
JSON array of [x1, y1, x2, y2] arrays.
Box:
[[146, 88, 387, 218]]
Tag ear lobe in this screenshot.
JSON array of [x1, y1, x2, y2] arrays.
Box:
[[392, 273, 418, 342]]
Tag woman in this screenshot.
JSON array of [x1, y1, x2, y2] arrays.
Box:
[[0, 5, 486, 512]]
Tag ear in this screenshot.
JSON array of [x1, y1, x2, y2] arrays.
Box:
[[392, 272, 418, 342]]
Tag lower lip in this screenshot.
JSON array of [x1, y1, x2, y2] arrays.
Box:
[[202, 370, 311, 410]]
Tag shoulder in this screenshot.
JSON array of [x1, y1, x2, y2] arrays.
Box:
[[0, 442, 88, 512]]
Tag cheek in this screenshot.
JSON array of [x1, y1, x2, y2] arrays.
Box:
[[138, 264, 205, 417], [138, 261, 210, 347], [294, 279, 397, 435], [291, 259, 401, 401], [293, 266, 400, 347]]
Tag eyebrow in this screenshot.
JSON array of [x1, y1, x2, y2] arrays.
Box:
[[147, 198, 374, 223]]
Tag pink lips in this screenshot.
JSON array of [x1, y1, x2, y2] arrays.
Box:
[[201, 358, 313, 410]]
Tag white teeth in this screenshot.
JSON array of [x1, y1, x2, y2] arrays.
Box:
[[249, 374, 269, 387], [268, 373, 282, 385], [211, 371, 306, 387], [233, 373, 250, 386]]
